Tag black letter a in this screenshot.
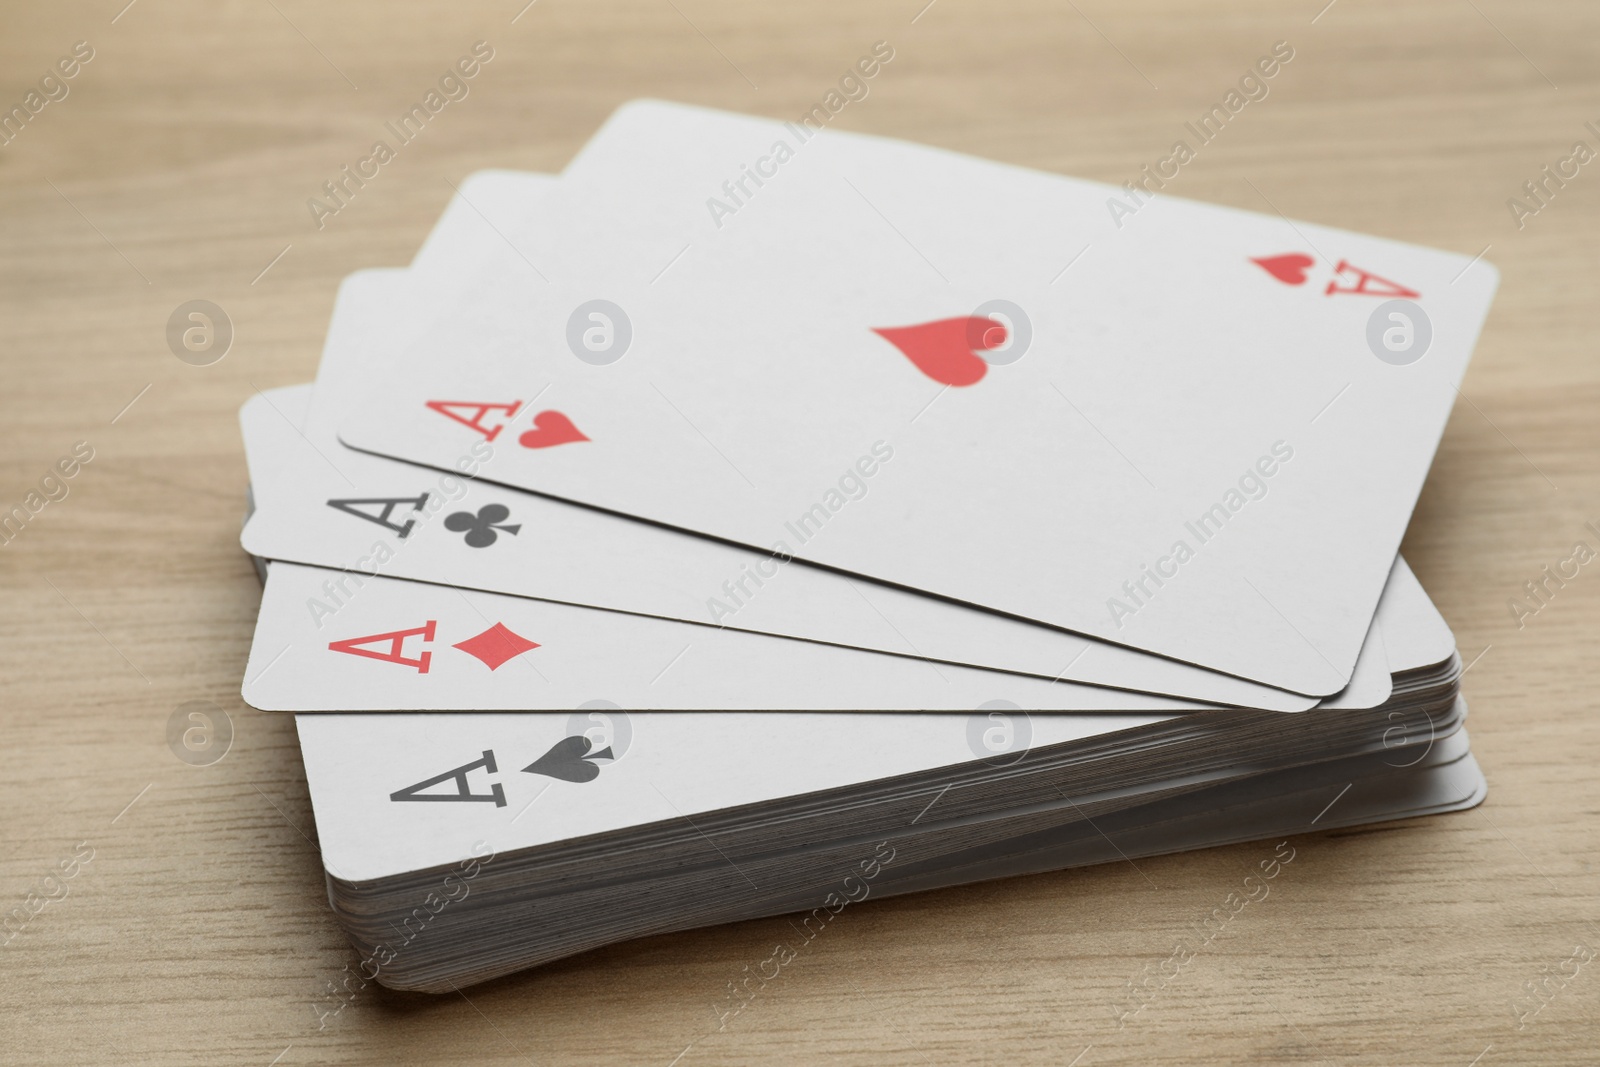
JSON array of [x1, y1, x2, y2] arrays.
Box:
[[325, 494, 429, 538], [390, 750, 506, 807]]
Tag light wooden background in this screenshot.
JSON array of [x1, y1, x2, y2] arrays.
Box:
[[2, 0, 1597, 1062]]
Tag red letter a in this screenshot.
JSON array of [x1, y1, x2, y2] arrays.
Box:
[[1325, 260, 1420, 299], [328, 621, 437, 673], [424, 400, 522, 441]]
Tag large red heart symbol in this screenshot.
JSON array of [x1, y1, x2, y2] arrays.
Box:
[[518, 410, 589, 449], [1250, 253, 1315, 286], [871, 316, 1008, 387]]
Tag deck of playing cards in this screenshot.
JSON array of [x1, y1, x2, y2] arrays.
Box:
[[239, 101, 1494, 992]]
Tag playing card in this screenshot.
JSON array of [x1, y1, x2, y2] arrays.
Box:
[[238, 550, 1436, 714], [298, 708, 1159, 882], [410, 170, 555, 278], [291, 561, 1455, 881], [241, 560, 1214, 713], [324, 728, 1483, 991], [226, 107, 1491, 1000], [299, 703, 1469, 886], [243, 267, 1317, 710], [337, 100, 1497, 695]]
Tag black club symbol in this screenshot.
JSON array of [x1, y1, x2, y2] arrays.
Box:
[[444, 504, 522, 548]]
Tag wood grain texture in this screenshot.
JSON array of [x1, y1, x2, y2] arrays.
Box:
[[2, 0, 1597, 1062]]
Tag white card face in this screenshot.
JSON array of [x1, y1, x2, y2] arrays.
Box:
[[241, 561, 1213, 713], [243, 268, 1315, 711], [239, 537, 1425, 713], [296, 698, 1472, 885], [1319, 606, 1390, 710], [409, 170, 556, 277], [338, 101, 1497, 695], [296, 708, 1162, 883], [1378, 556, 1459, 672]]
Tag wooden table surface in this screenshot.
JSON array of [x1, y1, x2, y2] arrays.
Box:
[[3, 0, 1597, 1062]]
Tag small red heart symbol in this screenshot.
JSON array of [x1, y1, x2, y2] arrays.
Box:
[[1250, 253, 1315, 286], [871, 316, 1007, 387], [518, 410, 588, 450]]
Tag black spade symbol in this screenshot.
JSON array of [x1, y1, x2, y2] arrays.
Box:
[[522, 735, 615, 783]]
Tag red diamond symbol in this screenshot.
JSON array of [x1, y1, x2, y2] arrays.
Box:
[[452, 622, 540, 671]]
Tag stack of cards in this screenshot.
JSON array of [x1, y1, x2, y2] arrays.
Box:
[[239, 101, 1495, 992]]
